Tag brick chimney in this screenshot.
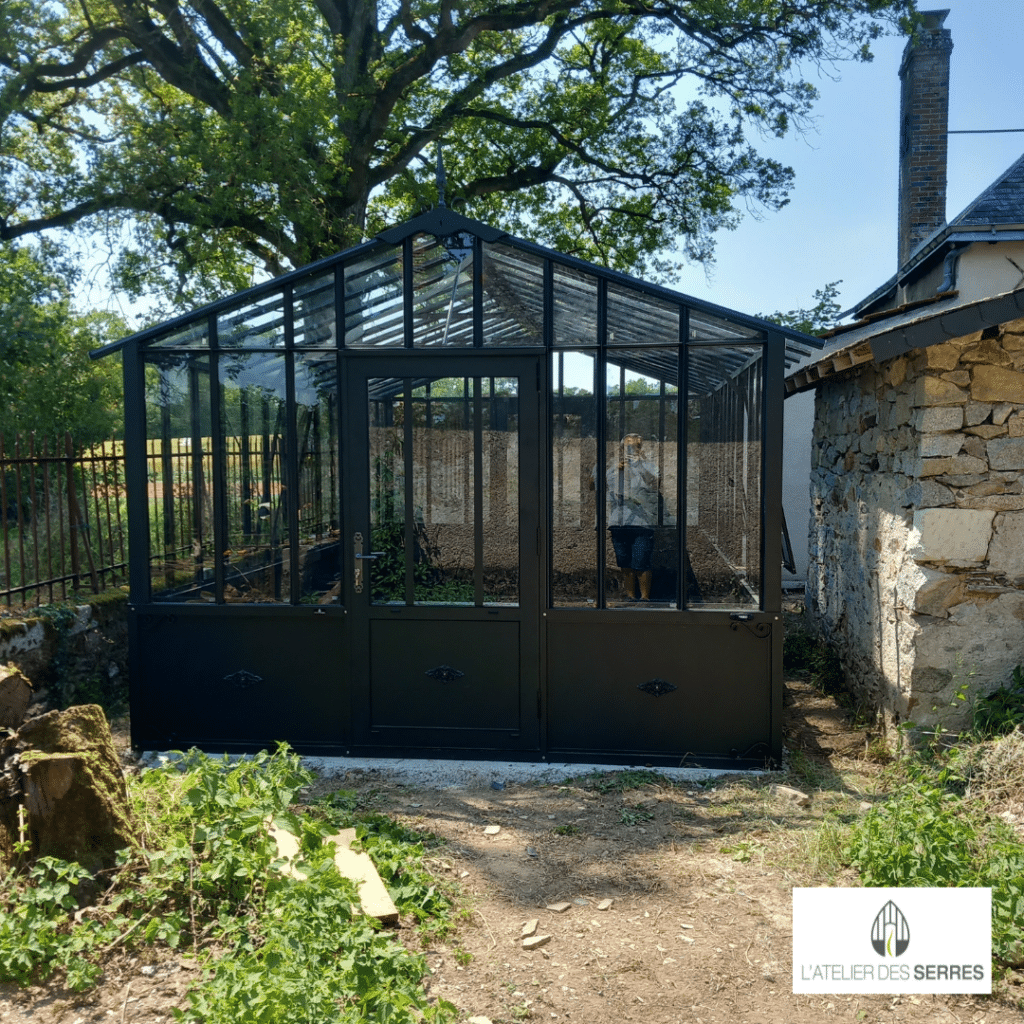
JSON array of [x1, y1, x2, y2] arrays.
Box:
[[897, 9, 953, 268]]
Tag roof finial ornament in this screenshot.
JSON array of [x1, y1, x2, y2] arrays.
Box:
[[436, 140, 447, 208]]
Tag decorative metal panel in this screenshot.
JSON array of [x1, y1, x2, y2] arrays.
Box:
[[224, 669, 263, 689], [425, 665, 465, 683], [637, 677, 676, 698]]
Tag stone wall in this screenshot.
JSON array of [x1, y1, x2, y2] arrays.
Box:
[[807, 317, 1024, 734], [0, 593, 129, 712]]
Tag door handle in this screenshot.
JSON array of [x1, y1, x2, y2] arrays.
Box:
[[354, 532, 365, 593]]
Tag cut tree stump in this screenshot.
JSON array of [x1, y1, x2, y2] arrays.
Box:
[[0, 705, 134, 872]]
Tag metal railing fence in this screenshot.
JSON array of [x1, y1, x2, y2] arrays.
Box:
[[0, 433, 128, 607]]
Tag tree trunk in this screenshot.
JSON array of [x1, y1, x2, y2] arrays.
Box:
[[0, 705, 134, 873]]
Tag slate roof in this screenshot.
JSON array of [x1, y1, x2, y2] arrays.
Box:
[[949, 151, 1024, 227]]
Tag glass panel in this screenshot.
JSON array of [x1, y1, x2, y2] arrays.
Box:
[[217, 293, 286, 349], [294, 354, 341, 603], [688, 309, 763, 342], [219, 353, 291, 602], [482, 378, 520, 603], [368, 380, 407, 602], [482, 242, 544, 345], [686, 345, 763, 608], [550, 351, 597, 606], [412, 234, 474, 347], [294, 272, 336, 348], [603, 350, 679, 608], [606, 284, 679, 347], [144, 352, 214, 602], [345, 243, 404, 347], [412, 378, 475, 601], [552, 265, 597, 346], [368, 377, 518, 606], [147, 320, 208, 349]]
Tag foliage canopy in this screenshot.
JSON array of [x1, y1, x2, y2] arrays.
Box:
[[2, 1, 914, 313], [0, 242, 124, 445]]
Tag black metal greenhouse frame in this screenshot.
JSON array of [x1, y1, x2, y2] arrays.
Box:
[[94, 207, 822, 768]]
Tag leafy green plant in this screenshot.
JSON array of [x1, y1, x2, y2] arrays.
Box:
[[552, 823, 582, 837], [973, 665, 1024, 738], [847, 785, 1024, 970], [0, 742, 463, 1012], [619, 806, 655, 827]]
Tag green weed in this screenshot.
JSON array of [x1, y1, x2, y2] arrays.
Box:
[[847, 785, 1024, 970], [0, 743, 462, 1017], [619, 805, 655, 827]]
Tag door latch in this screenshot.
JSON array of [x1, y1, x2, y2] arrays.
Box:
[[353, 532, 383, 593]]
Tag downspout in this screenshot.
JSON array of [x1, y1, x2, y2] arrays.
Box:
[[937, 241, 970, 293]]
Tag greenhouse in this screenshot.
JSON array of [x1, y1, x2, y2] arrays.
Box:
[[94, 207, 821, 767]]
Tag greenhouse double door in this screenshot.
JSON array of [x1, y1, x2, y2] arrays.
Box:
[[344, 355, 543, 753]]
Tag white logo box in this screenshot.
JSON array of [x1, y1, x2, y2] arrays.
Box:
[[793, 888, 991, 994]]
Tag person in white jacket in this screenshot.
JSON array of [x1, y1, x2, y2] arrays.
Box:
[[595, 433, 661, 601]]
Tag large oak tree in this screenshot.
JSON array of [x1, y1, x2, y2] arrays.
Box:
[[2, 1, 914, 312]]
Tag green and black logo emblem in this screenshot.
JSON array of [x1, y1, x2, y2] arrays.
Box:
[[871, 900, 910, 958]]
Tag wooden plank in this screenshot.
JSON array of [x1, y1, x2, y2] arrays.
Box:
[[266, 820, 400, 924]]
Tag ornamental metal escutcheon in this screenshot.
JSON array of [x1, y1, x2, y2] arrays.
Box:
[[224, 670, 263, 689], [638, 678, 677, 698], [425, 665, 466, 683]]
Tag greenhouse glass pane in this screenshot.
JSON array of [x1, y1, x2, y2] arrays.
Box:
[[344, 243, 405, 347], [552, 265, 597, 346], [217, 292, 286, 350], [481, 242, 544, 345], [293, 272, 337, 348], [411, 234, 474, 347], [685, 345, 763, 609], [606, 284, 679, 347]]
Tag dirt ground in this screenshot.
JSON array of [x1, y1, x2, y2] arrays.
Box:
[[1, 679, 1022, 1024]]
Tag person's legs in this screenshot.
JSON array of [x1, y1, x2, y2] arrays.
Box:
[[609, 527, 637, 599], [632, 529, 655, 600]]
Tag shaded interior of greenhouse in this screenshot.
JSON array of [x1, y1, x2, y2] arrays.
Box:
[[95, 208, 821, 767]]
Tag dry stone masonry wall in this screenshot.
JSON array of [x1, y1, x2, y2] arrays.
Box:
[[807, 317, 1024, 734]]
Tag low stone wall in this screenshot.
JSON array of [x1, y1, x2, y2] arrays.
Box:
[[0, 592, 129, 711], [807, 318, 1024, 734]]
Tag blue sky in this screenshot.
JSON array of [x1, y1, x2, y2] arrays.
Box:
[[673, 0, 1024, 323]]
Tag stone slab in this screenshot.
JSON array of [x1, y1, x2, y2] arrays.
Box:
[[988, 437, 1024, 471], [971, 365, 1024, 404], [908, 508, 994, 565], [268, 822, 400, 924], [987, 512, 1024, 581], [914, 406, 964, 432]]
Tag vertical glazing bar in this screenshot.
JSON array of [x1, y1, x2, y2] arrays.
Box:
[[123, 342, 150, 604], [595, 278, 607, 609], [188, 358, 206, 593], [208, 313, 226, 603], [473, 235, 483, 347], [678, 308, 688, 610], [473, 377, 484, 605], [761, 338, 783, 612], [402, 382, 415, 605], [284, 288, 301, 604], [240, 389, 253, 543], [403, 237, 414, 349]]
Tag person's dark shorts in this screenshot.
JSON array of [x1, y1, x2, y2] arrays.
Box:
[[609, 526, 654, 570]]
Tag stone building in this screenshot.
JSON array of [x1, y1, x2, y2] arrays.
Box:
[[786, 10, 1024, 734]]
